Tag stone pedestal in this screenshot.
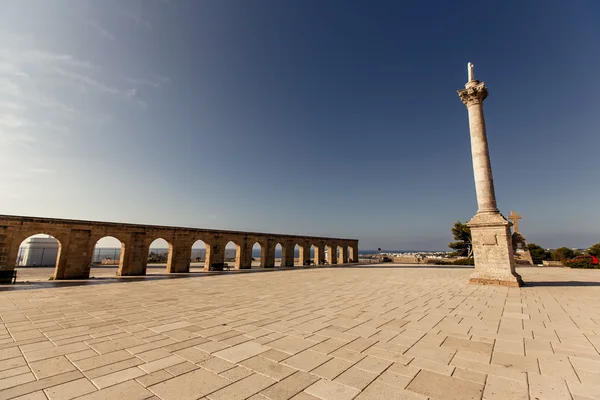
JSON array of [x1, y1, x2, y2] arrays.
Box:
[[468, 213, 523, 287], [458, 68, 523, 287]]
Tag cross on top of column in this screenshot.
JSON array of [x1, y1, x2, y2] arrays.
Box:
[[508, 211, 523, 232]]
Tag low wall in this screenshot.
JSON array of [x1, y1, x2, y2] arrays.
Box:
[[542, 261, 564, 267], [392, 256, 420, 264]]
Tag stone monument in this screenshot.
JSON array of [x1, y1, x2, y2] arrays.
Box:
[[458, 63, 523, 287], [508, 211, 534, 265]]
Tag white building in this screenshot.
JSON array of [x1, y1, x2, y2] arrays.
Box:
[[18, 236, 59, 267]]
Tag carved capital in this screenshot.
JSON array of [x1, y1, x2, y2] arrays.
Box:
[[458, 81, 488, 107]]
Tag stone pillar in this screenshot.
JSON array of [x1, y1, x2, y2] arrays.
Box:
[[264, 240, 276, 268], [458, 72, 523, 287], [54, 229, 93, 279], [298, 242, 310, 266], [204, 239, 224, 271], [2, 227, 20, 272], [0, 226, 10, 271], [338, 246, 348, 264], [238, 239, 253, 269], [349, 243, 359, 263], [314, 245, 323, 265], [167, 240, 191, 273], [118, 232, 147, 276], [327, 245, 337, 265], [281, 243, 295, 267]]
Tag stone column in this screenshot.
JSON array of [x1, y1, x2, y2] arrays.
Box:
[[281, 243, 295, 267], [2, 227, 21, 272], [298, 242, 310, 266], [338, 246, 348, 264], [57, 229, 93, 279], [167, 240, 191, 273], [327, 244, 337, 265], [118, 232, 147, 276], [0, 226, 10, 271], [458, 70, 523, 287], [349, 243, 359, 263], [314, 245, 323, 265], [263, 240, 276, 268], [204, 239, 224, 271], [238, 239, 253, 269]]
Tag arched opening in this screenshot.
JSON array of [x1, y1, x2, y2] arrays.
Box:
[[147, 238, 172, 274], [252, 242, 262, 268], [274, 243, 283, 267], [225, 241, 240, 269], [323, 245, 331, 265], [91, 236, 124, 278], [191, 239, 208, 272], [310, 244, 316, 265], [294, 244, 301, 266], [16, 234, 61, 280], [348, 246, 356, 263], [337, 245, 344, 264]]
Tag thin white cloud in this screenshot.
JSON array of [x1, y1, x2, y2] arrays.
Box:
[[51, 67, 121, 95], [19, 49, 94, 69], [0, 113, 32, 129], [0, 29, 166, 153], [125, 12, 152, 30], [125, 88, 137, 98], [124, 75, 170, 88], [85, 20, 115, 40]]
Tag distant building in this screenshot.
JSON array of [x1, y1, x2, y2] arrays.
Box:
[[18, 236, 59, 267]]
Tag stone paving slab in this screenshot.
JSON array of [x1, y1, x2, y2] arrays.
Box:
[[1, 265, 600, 400]]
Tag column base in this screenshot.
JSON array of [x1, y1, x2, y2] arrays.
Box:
[[467, 212, 524, 287], [469, 274, 523, 287]]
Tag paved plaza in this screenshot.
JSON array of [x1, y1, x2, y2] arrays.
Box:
[[1, 265, 600, 400]]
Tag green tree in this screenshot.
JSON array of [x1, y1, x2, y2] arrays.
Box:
[[527, 243, 551, 264], [448, 221, 472, 258], [588, 243, 600, 257], [551, 247, 576, 261]]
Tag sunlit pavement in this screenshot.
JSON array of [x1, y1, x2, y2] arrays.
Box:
[[1, 265, 599, 399]]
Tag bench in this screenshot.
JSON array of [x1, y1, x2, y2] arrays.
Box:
[[303, 259, 313, 266], [0, 270, 17, 284], [319, 259, 329, 265], [209, 262, 230, 271]]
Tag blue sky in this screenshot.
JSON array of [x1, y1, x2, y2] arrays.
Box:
[[1, 0, 599, 250]]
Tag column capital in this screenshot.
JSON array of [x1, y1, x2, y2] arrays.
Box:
[[458, 81, 488, 107]]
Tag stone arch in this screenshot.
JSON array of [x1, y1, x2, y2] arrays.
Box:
[[10, 229, 72, 279], [225, 240, 242, 269], [146, 237, 173, 274], [294, 244, 302, 266], [191, 238, 209, 271], [91, 235, 126, 272], [252, 241, 263, 267], [16, 233, 62, 268], [274, 242, 283, 267]]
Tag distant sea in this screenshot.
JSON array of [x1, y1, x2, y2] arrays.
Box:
[[91, 248, 444, 262]]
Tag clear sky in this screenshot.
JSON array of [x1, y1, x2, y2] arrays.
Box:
[[1, 0, 599, 251]]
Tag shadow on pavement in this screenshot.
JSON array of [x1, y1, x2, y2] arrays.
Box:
[[523, 281, 600, 287], [343, 264, 474, 270], [0, 265, 336, 291]]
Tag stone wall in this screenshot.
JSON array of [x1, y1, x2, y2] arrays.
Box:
[[0, 215, 359, 279], [542, 261, 564, 267]]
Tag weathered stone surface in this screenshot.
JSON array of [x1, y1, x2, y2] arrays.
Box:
[[0, 214, 358, 278], [458, 70, 523, 287]]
